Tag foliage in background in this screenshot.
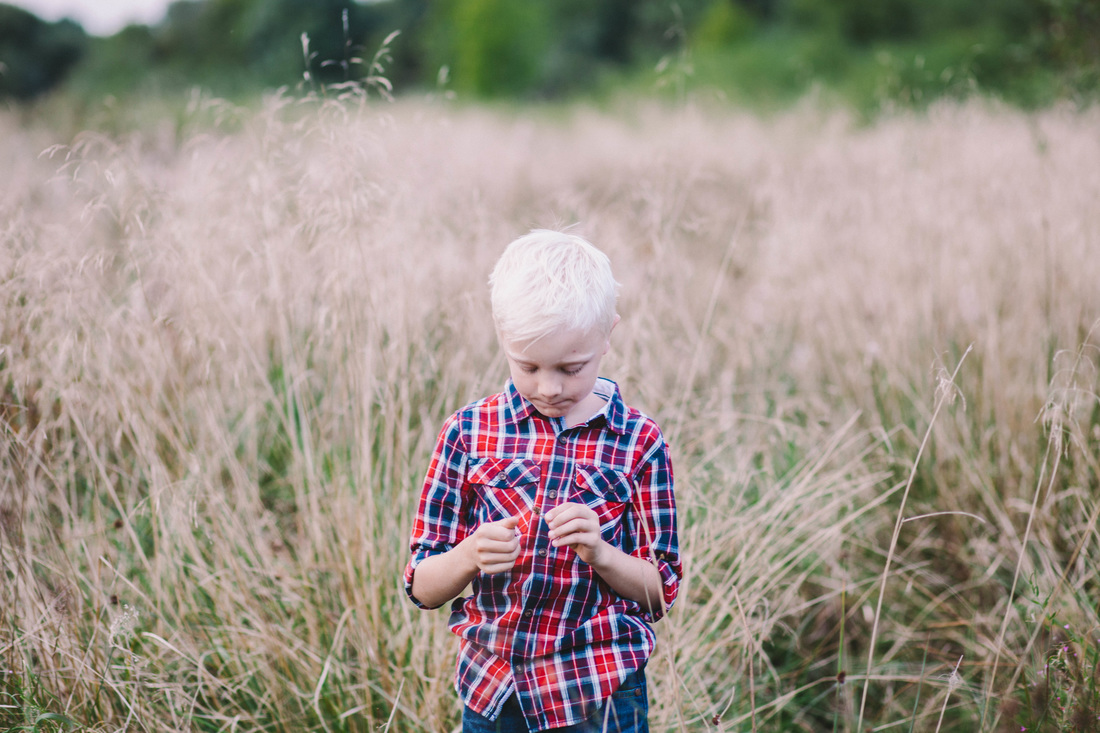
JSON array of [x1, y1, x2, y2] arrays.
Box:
[[0, 4, 86, 100], [3, 0, 1099, 112], [442, 0, 550, 97]]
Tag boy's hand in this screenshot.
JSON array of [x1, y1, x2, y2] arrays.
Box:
[[545, 503, 604, 566], [469, 515, 521, 574]]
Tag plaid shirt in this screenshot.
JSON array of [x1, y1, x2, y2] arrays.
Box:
[[405, 378, 681, 731]]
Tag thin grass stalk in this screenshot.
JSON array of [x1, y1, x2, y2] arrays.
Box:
[[733, 587, 758, 732], [856, 345, 972, 730], [668, 218, 745, 449], [983, 322, 1100, 730], [933, 656, 963, 733]]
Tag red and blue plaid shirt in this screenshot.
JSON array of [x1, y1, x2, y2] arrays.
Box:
[[405, 378, 680, 731]]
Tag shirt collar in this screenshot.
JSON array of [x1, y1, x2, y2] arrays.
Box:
[[504, 379, 539, 424], [504, 377, 628, 435]]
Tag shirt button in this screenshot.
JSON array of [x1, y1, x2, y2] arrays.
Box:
[[537, 549, 547, 557], [547, 490, 557, 499], [515, 663, 525, 673], [532, 506, 541, 516], [557, 434, 567, 444], [524, 609, 533, 617]]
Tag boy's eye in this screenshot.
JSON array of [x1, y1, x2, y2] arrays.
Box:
[[520, 365, 538, 374], [562, 365, 584, 376]]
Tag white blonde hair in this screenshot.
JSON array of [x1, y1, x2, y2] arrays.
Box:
[[489, 229, 619, 344]]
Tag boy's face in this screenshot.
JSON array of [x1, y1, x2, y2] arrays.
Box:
[[502, 319, 617, 425]]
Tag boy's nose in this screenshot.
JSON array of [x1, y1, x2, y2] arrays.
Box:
[[538, 375, 563, 398]]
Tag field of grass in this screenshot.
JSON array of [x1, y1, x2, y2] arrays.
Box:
[[2, 93, 1099, 732]]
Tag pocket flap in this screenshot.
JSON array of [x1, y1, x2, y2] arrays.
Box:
[[467, 458, 541, 488], [574, 464, 633, 503]]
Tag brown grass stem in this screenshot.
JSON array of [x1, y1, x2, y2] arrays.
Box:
[[856, 344, 973, 731]]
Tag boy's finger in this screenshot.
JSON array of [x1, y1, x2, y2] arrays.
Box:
[[550, 517, 599, 538], [483, 525, 512, 540], [482, 559, 517, 575], [546, 506, 588, 529], [544, 506, 569, 525], [479, 542, 520, 572], [500, 514, 520, 529], [481, 521, 521, 542], [479, 534, 520, 551]]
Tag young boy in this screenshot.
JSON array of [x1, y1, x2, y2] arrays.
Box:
[[405, 230, 681, 732]]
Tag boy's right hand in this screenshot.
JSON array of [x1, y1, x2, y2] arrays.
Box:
[[469, 515, 521, 575]]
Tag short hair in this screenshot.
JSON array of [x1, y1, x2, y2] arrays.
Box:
[[490, 229, 619, 344]]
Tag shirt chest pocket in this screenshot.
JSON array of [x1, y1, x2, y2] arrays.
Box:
[[573, 464, 633, 540], [467, 458, 541, 524]]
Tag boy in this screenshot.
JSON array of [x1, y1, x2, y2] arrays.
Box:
[[405, 230, 681, 732]]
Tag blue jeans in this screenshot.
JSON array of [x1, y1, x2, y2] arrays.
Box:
[[462, 668, 648, 733]]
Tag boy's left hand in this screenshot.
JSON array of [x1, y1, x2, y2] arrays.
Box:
[[545, 503, 605, 566]]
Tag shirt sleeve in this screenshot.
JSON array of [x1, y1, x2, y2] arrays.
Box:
[[404, 413, 470, 610], [628, 428, 681, 623]]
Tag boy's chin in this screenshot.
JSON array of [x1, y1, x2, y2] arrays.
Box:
[[530, 399, 570, 417]]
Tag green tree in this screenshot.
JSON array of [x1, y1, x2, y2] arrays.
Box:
[[134, 0, 386, 92], [449, 0, 550, 97], [1036, 0, 1100, 95], [694, 0, 756, 50], [0, 3, 87, 100]]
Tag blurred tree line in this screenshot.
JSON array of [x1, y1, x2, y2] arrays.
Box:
[[1, 0, 1098, 108], [0, 4, 86, 100]]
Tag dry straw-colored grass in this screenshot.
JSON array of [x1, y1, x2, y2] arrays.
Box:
[[2, 94, 1099, 732]]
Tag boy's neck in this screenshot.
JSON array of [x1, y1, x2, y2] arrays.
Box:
[[564, 390, 608, 429]]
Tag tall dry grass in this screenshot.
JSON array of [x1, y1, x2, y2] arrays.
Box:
[[2, 94, 1099, 732]]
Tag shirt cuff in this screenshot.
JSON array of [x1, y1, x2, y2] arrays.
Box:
[[630, 548, 681, 623], [404, 548, 446, 610]]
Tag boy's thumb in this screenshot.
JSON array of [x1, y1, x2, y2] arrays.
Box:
[[501, 515, 520, 529]]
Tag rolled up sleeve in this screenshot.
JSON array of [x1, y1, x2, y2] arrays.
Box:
[[404, 415, 469, 610], [629, 434, 681, 623]]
